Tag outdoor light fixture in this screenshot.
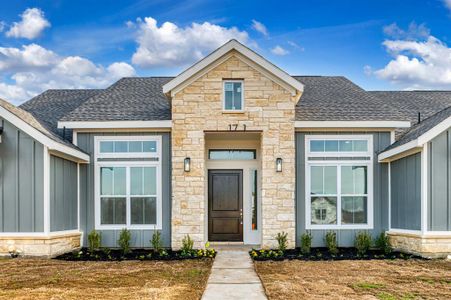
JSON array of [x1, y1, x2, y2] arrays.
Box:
[[276, 158, 283, 172], [184, 157, 191, 172]]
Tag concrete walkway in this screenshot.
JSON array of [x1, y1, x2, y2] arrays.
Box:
[[202, 248, 267, 300]]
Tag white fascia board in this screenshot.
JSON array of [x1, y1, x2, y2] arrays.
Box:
[[58, 120, 172, 129], [295, 120, 411, 128], [162, 39, 304, 95], [378, 140, 420, 162], [0, 106, 89, 162]]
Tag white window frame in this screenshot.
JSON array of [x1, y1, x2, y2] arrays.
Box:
[[223, 80, 244, 112], [305, 135, 374, 230], [94, 136, 162, 230]]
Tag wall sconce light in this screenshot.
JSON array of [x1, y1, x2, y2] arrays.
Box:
[[276, 158, 283, 172], [184, 157, 191, 172]]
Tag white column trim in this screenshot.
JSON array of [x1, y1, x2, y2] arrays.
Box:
[[43, 146, 50, 234]]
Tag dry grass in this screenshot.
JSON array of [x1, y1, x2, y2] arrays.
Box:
[[255, 259, 451, 300], [0, 258, 212, 300]]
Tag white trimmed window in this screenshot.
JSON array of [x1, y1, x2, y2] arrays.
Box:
[[94, 136, 162, 230], [223, 80, 244, 111], [305, 135, 373, 229]]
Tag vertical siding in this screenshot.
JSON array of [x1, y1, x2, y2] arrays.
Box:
[[429, 129, 451, 231], [295, 132, 390, 247], [50, 155, 78, 231], [390, 153, 421, 230], [0, 118, 44, 232], [77, 132, 171, 248]]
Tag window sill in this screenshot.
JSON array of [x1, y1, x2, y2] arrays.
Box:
[[222, 110, 245, 114], [305, 224, 373, 230], [95, 225, 162, 231]]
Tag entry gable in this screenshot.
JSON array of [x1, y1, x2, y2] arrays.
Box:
[[162, 39, 304, 97]]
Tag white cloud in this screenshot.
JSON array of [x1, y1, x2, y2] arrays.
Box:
[[271, 45, 289, 56], [444, 0, 451, 11], [383, 22, 430, 40], [0, 21, 5, 32], [374, 35, 451, 89], [131, 17, 250, 68], [6, 8, 50, 39], [251, 20, 268, 36], [0, 44, 135, 104]]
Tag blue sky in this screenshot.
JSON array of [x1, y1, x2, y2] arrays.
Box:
[[1, 0, 451, 104]]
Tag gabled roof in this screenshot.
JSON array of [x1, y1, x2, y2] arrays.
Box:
[[20, 89, 100, 141], [59, 77, 172, 128], [0, 98, 89, 162], [162, 39, 304, 97], [379, 106, 451, 161], [294, 76, 409, 122]]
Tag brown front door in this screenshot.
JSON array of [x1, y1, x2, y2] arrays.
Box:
[[208, 170, 243, 241]]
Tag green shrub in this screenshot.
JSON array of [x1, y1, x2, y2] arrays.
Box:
[[181, 235, 194, 256], [118, 228, 131, 255], [87, 230, 101, 253], [355, 231, 372, 256], [275, 232, 288, 252], [151, 231, 163, 253], [300, 232, 312, 255], [375, 232, 392, 255], [325, 231, 338, 255]]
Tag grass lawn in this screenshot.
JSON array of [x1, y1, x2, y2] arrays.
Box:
[[255, 259, 451, 300], [0, 258, 212, 300]]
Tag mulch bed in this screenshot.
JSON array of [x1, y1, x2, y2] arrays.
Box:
[[250, 247, 424, 261], [56, 247, 216, 261]]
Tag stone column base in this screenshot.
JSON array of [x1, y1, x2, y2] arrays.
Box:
[[388, 231, 451, 258], [0, 231, 81, 258]]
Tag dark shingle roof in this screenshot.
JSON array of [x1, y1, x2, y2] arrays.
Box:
[[383, 105, 451, 152], [20, 89, 100, 141], [294, 76, 407, 121], [60, 77, 173, 122]]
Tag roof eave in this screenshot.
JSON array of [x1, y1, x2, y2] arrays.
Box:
[[58, 120, 172, 129], [295, 120, 411, 129]]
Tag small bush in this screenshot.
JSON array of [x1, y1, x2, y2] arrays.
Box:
[[181, 235, 194, 256], [325, 231, 339, 255], [88, 230, 101, 252], [151, 231, 163, 253], [300, 232, 312, 255], [118, 228, 131, 255], [275, 232, 288, 252], [375, 232, 392, 255], [355, 231, 372, 256]]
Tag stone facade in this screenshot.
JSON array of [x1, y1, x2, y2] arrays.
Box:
[[171, 51, 299, 249], [388, 232, 451, 258], [0, 232, 81, 257]]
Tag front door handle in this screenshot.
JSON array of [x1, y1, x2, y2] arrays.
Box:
[[240, 209, 243, 224]]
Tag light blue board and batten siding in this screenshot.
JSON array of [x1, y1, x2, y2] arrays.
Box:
[[295, 132, 390, 247], [428, 129, 451, 231], [50, 155, 78, 232], [77, 132, 171, 248], [0, 118, 44, 232], [390, 153, 421, 231]]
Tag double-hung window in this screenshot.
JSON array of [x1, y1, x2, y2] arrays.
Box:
[[223, 80, 244, 111], [95, 136, 162, 230], [305, 135, 373, 229]]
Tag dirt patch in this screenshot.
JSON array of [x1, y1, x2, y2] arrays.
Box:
[[0, 258, 212, 300], [255, 259, 451, 300]]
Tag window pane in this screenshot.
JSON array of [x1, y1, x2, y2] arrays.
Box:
[[100, 141, 114, 153], [129, 141, 142, 152], [224, 82, 234, 110], [324, 166, 337, 194], [310, 140, 324, 152], [114, 141, 128, 152], [143, 167, 157, 195], [209, 150, 256, 160], [341, 166, 354, 194], [131, 197, 156, 224], [114, 167, 126, 195], [130, 167, 143, 195], [325, 140, 338, 152], [341, 166, 367, 194], [311, 197, 337, 225], [310, 166, 323, 195], [233, 82, 242, 110], [339, 140, 353, 152], [341, 196, 367, 224], [101, 197, 126, 225], [101, 167, 113, 195], [353, 140, 368, 152], [251, 170, 258, 231], [143, 141, 157, 152]]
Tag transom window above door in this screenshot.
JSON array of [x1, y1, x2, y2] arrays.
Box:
[[209, 149, 256, 160], [223, 80, 244, 111]]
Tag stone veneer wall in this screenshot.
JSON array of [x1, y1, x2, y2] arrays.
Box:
[[0, 232, 81, 257], [388, 232, 451, 258], [171, 52, 299, 248]]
